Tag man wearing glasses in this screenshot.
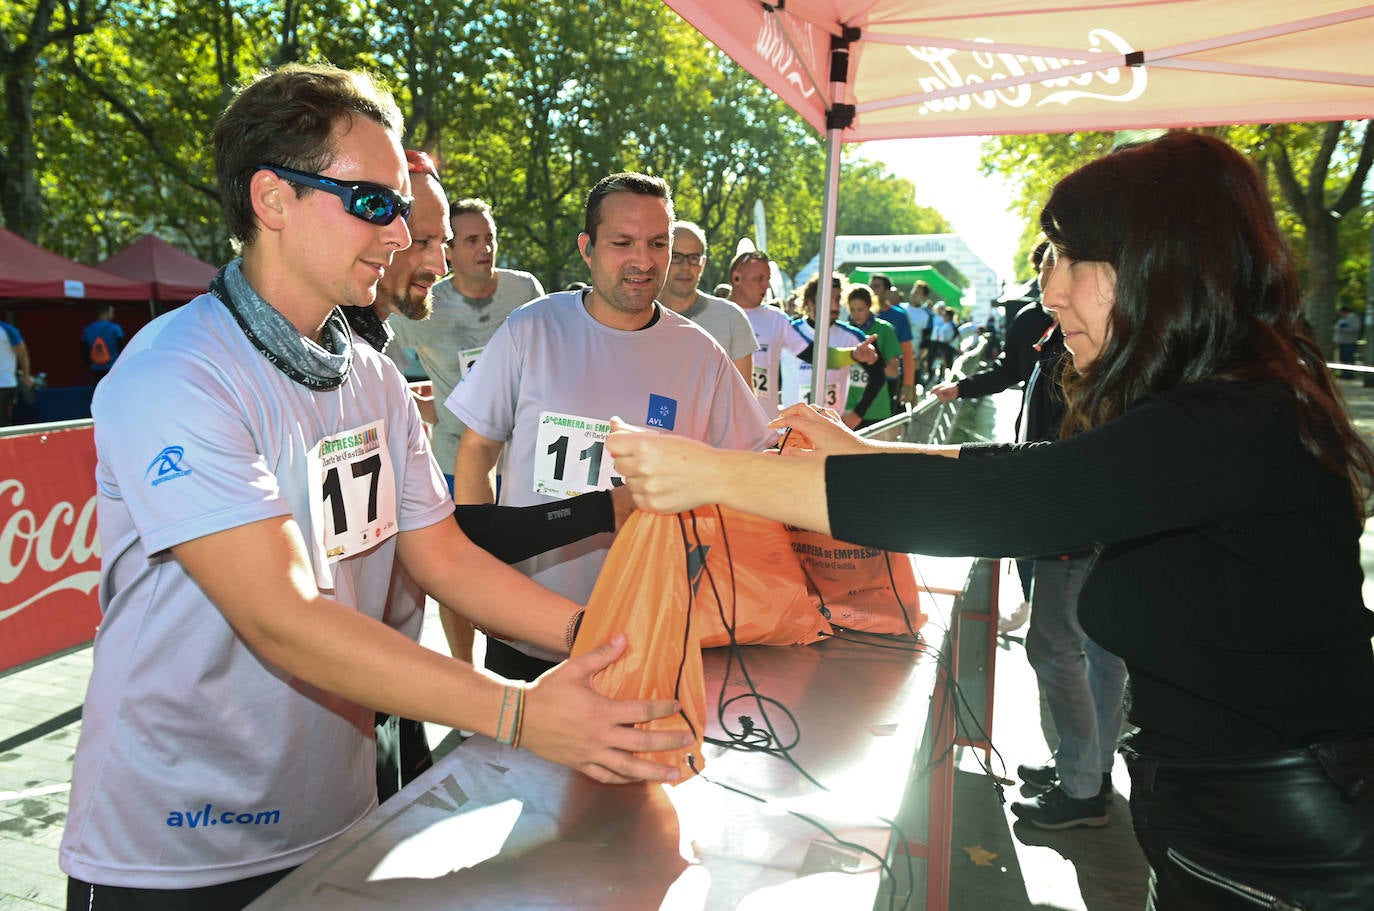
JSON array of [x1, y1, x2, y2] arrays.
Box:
[[61, 65, 688, 910], [659, 220, 757, 382]]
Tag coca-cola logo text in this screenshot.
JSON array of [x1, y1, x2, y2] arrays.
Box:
[[908, 29, 1147, 115], [1, 478, 101, 621]]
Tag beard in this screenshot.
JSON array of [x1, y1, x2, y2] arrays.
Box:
[[381, 273, 437, 321]]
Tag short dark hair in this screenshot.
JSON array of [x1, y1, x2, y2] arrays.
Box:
[[802, 272, 844, 305], [583, 172, 673, 242], [450, 198, 492, 219], [870, 273, 892, 292], [848, 283, 874, 306], [212, 64, 403, 247]]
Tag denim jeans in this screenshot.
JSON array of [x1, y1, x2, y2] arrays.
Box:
[[1124, 735, 1374, 910], [1026, 554, 1128, 798]]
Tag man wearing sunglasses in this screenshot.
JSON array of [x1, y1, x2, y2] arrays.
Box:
[[62, 64, 688, 910], [659, 221, 757, 383]]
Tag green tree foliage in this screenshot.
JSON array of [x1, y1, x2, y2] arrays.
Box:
[[980, 124, 1374, 353], [11, 0, 952, 295], [836, 157, 952, 238]]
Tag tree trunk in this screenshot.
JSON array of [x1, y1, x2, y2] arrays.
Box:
[[1306, 214, 1340, 359], [2, 65, 43, 240]]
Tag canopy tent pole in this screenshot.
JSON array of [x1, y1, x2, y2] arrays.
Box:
[[811, 28, 857, 408]]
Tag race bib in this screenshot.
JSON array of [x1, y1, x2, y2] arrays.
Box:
[[849, 363, 867, 387], [457, 345, 485, 378], [533, 411, 622, 497], [751, 364, 771, 399], [307, 420, 398, 589]]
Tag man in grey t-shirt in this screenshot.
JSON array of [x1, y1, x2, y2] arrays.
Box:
[[388, 198, 544, 484], [387, 198, 543, 663], [659, 221, 757, 382]]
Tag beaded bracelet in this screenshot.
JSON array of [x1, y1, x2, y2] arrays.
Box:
[[564, 608, 586, 652], [495, 684, 525, 747]]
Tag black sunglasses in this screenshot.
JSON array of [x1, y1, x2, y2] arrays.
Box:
[[258, 164, 413, 226]]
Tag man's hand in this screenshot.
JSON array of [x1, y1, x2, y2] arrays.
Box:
[[524, 634, 691, 784], [851, 335, 879, 365], [900, 384, 918, 406]]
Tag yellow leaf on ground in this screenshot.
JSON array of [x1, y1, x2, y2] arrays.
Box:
[[963, 844, 998, 867]]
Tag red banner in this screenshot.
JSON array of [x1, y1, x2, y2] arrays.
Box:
[[1, 426, 100, 672]]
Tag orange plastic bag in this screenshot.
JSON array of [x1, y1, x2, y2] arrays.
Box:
[[570, 509, 708, 781], [787, 528, 927, 637], [684, 506, 833, 648]]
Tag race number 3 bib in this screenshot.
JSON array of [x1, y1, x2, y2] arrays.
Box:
[[457, 345, 485, 378], [533, 411, 622, 498], [307, 420, 398, 589]]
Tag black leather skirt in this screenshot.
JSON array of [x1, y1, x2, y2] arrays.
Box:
[[1122, 734, 1374, 911]]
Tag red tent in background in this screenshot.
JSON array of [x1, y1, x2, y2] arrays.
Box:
[[0, 228, 154, 388], [0, 226, 151, 301], [96, 233, 217, 305]]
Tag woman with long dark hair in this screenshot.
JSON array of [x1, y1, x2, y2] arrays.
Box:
[[608, 131, 1374, 910]]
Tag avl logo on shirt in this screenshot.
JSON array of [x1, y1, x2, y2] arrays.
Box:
[[145, 446, 193, 487], [645, 394, 678, 430]]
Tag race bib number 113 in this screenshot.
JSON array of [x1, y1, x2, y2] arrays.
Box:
[[532, 411, 622, 498]]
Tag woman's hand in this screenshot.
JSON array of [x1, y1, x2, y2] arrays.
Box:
[[771, 403, 875, 456], [607, 419, 730, 514], [522, 634, 691, 784]]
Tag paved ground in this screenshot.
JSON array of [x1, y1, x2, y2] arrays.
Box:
[[5, 375, 1374, 910]]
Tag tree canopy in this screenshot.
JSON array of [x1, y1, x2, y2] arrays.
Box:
[[3, 0, 941, 294]]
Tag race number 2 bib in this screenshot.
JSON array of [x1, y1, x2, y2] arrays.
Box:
[[307, 420, 398, 589], [533, 411, 622, 498]]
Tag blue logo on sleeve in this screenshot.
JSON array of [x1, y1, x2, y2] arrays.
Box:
[[645, 394, 678, 430], [146, 446, 194, 486]]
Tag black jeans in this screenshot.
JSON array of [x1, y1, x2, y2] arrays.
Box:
[[1123, 735, 1374, 910]]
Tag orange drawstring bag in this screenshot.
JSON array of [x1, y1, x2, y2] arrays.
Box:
[[683, 506, 833, 648], [787, 529, 927, 638], [570, 508, 709, 781]]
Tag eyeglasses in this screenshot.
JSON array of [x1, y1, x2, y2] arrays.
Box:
[[729, 250, 769, 273], [670, 252, 706, 266], [258, 164, 413, 226]]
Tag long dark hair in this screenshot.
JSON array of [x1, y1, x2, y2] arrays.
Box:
[[1041, 131, 1374, 514]]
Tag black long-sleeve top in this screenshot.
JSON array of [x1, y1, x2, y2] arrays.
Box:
[[957, 302, 1062, 443], [828, 378, 1374, 757]]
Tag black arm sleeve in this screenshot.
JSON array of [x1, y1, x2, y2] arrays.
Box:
[[850, 352, 889, 418], [956, 305, 1054, 399], [452, 491, 616, 564]]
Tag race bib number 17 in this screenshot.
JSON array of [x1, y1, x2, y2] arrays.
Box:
[[533, 411, 622, 498], [307, 419, 398, 589]]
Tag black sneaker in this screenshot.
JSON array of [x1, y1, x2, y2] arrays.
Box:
[[1017, 761, 1058, 790], [1010, 784, 1109, 830]]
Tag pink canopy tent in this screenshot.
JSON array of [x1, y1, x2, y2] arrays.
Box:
[[96, 233, 217, 305], [0, 226, 151, 301], [663, 0, 1374, 400]]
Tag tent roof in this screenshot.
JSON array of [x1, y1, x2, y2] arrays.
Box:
[[96, 234, 217, 303], [664, 1, 1374, 141], [0, 227, 152, 301]]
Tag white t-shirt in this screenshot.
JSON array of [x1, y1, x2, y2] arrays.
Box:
[[446, 290, 775, 659], [387, 268, 544, 473], [679, 291, 758, 363], [780, 317, 867, 411], [61, 294, 452, 889], [741, 302, 795, 411]]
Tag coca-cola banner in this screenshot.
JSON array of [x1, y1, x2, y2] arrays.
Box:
[[1, 425, 100, 672]]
